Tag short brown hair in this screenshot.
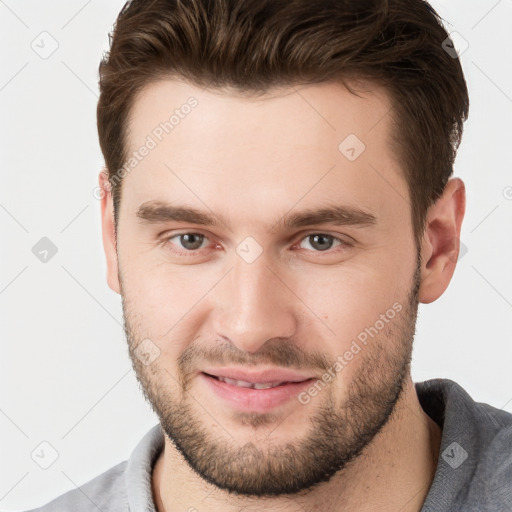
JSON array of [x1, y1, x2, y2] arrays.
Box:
[[97, 0, 469, 251]]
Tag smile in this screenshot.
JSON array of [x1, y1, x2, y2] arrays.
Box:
[[209, 374, 288, 389]]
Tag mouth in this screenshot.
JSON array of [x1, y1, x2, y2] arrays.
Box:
[[199, 369, 317, 413], [202, 372, 307, 390]]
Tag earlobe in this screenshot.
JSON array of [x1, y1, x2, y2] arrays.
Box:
[[418, 178, 466, 304], [99, 170, 121, 295]]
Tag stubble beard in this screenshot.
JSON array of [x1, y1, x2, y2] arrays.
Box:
[[121, 256, 421, 497]]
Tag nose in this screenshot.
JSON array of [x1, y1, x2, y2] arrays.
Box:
[[211, 252, 298, 354]]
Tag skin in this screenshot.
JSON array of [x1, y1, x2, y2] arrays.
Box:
[[99, 79, 465, 511]]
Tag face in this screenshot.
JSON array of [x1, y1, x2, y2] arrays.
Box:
[[113, 79, 421, 496]]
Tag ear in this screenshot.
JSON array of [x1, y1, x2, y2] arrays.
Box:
[[418, 177, 466, 304], [99, 170, 121, 294]]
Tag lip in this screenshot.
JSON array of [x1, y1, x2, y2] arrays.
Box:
[[199, 369, 316, 413], [200, 366, 315, 384]]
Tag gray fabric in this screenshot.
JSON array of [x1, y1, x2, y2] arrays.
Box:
[[26, 379, 512, 511]]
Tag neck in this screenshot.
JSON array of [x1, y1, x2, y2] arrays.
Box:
[[152, 375, 442, 512]]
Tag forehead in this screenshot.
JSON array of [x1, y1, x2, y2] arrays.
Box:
[[121, 78, 407, 231], [126, 78, 394, 152]]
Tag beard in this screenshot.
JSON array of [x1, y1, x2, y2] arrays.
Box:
[[121, 253, 422, 497]]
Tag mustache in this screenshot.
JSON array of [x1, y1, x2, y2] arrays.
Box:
[[178, 337, 332, 374]]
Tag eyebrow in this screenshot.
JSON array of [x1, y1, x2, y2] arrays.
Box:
[[136, 200, 377, 232]]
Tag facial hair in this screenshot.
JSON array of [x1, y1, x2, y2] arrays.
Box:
[[121, 253, 422, 497]]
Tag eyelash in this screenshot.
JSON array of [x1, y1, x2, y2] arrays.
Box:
[[160, 231, 352, 257]]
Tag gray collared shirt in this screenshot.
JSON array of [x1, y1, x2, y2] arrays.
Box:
[[26, 379, 512, 511]]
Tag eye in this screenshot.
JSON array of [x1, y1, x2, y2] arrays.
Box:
[[165, 232, 210, 253], [161, 231, 351, 258], [297, 233, 348, 252]]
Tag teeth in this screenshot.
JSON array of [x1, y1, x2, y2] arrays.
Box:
[[217, 376, 285, 389], [221, 377, 253, 388], [253, 382, 282, 389]]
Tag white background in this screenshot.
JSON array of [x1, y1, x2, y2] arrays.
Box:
[[1, 1, 511, 510]]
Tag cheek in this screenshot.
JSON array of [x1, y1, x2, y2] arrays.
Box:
[[121, 269, 198, 360], [294, 263, 407, 358], [300, 263, 398, 321], [123, 253, 202, 311]]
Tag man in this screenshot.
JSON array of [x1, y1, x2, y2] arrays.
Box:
[[28, 0, 512, 511]]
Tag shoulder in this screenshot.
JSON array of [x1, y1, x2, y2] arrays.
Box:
[[464, 401, 512, 505], [23, 425, 163, 512], [416, 379, 512, 512], [418, 378, 512, 511], [25, 461, 129, 512], [417, 378, 512, 437]]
